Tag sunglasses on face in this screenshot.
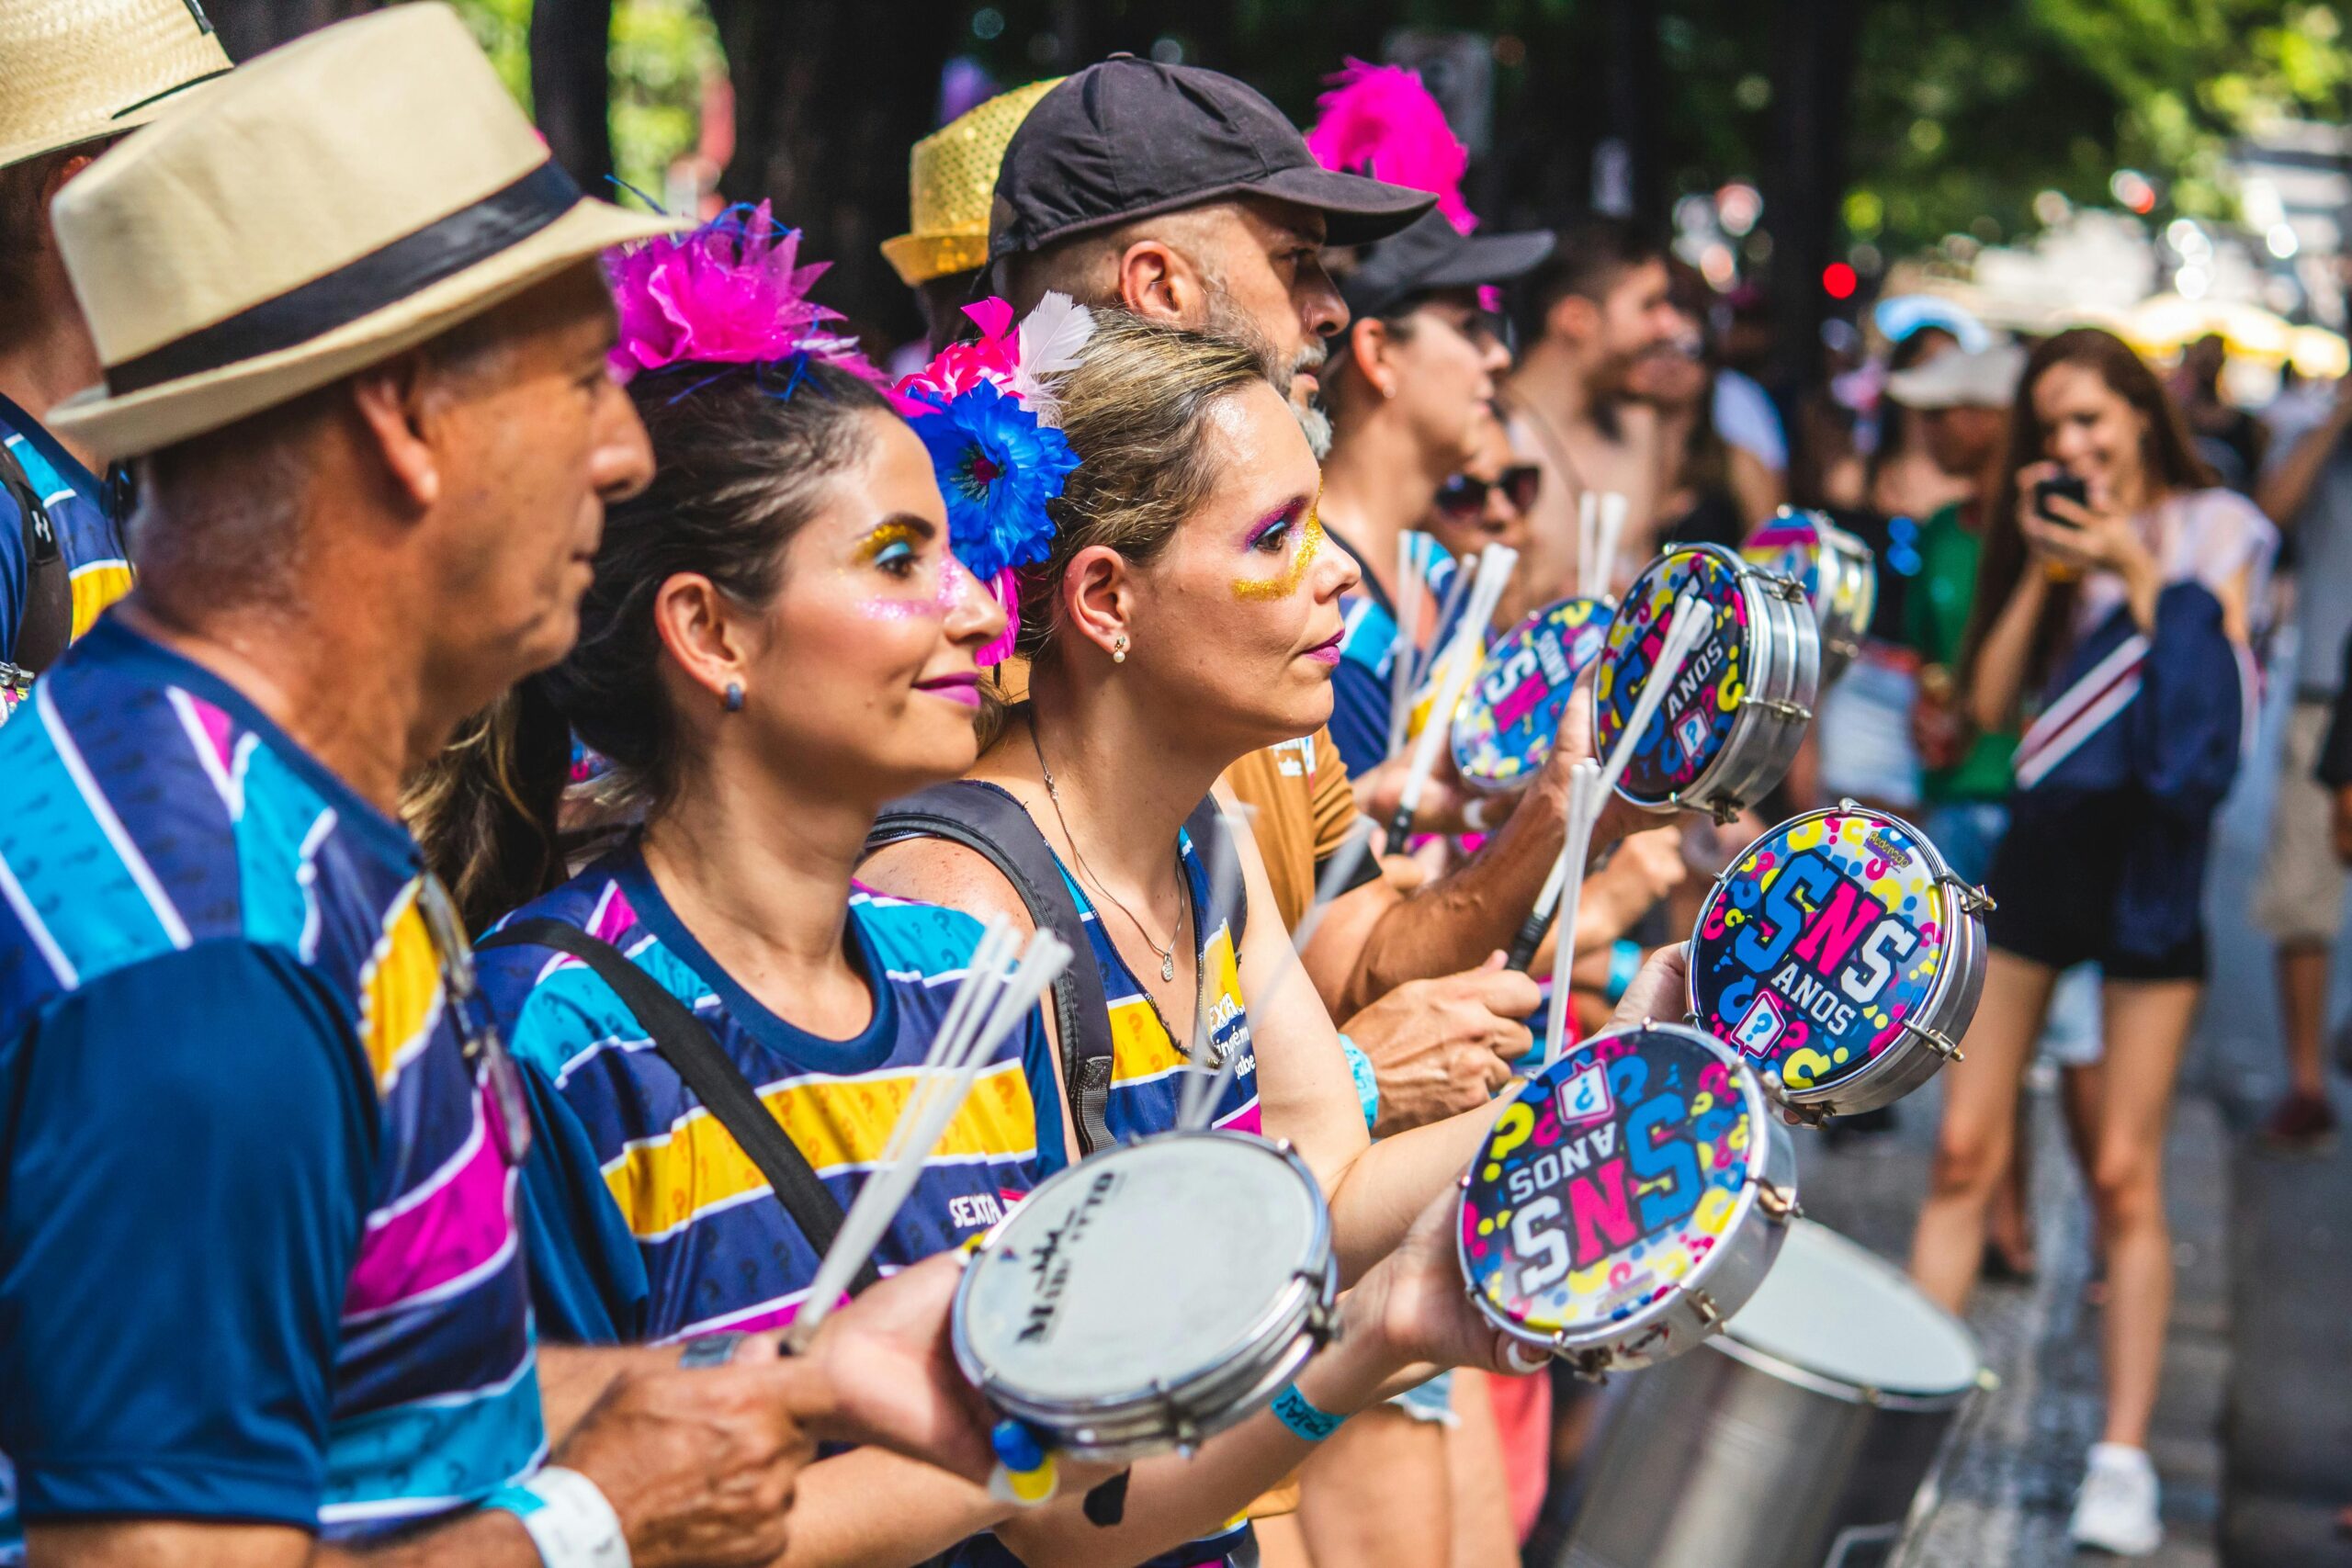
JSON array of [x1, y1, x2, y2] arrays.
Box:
[[1434, 464, 1542, 521]]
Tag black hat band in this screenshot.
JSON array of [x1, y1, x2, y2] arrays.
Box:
[[106, 159, 583, 396]]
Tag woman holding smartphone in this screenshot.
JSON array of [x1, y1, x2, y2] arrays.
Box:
[[1907, 328, 2272, 1557]]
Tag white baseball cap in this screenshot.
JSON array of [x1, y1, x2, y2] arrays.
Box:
[[1886, 342, 2026, 411]]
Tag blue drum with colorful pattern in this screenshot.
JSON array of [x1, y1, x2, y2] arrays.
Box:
[[1450, 596, 1614, 794], [1456, 1023, 1796, 1373], [1689, 804, 1990, 1118]]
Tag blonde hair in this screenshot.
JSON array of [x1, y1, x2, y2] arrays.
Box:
[[1014, 312, 1264, 664]]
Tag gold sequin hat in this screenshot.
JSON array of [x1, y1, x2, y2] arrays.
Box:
[[0, 0, 232, 170], [882, 77, 1061, 288]]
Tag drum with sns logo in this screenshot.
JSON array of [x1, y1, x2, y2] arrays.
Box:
[[1457, 1022, 1798, 1378], [1688, 803, 1992, 1121], [1593, 543, 1820, 823], [952, 1130, 1339, 1461], [1741, 509, 1877, 685], [1451, 595, 1616, 794]]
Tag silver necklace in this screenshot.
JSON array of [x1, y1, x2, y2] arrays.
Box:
[[1029, 716, 1182, 984]]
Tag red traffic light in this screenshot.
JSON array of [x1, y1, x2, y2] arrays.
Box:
[[1821, 262, 1858, 300]]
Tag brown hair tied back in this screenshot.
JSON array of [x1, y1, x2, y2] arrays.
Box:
[[1009, 313, 1264, 664]]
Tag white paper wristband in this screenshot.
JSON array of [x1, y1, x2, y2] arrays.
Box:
[[484, 1465, 631, 1568]]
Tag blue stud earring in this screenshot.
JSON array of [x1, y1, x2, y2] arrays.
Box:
[[723, 682, 744, 713]]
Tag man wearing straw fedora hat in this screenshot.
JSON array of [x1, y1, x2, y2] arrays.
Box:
[[0, 0, 229, 716], [0, 8, 1002, 1568]]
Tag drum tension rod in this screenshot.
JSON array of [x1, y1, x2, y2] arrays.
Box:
[[1755, 1181, 1804, 1224], [1938, 873, 1998, 915], [1740, 694, 1815, 723], [1900, 1018, 1965, 1063]]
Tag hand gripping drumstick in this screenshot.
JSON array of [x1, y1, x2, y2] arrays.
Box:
[[1505, 589, 1709, 972], [785, 926, 1072, 1352], [1385, 533, 1429, 758], [1384, 545, 1518, 852]]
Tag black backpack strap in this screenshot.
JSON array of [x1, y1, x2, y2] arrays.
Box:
[[1182, 794, 1248, 950], [868, 780, 1117, 1156], [0, 441, 70, 676], [478, 918, 882, 1296]]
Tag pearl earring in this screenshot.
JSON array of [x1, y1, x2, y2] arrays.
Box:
[[1112, 635, 1129, 665]]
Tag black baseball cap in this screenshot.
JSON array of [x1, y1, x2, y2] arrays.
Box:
[[989, 56, 1436, 261], [1340, 209, 1556, 319]]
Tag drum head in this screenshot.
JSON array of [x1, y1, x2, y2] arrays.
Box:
[[1723, 1218, 1979, 1397], [957, 1134, 1322, 1406], [1594, 547, 1751, 805], [1690, 807, 1957, 1100], [1460, 1025, 1760, 1339], [1451, 596, 1614, 793]]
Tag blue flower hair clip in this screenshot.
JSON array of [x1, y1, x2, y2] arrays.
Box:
[[890, 293, 1093, 664]]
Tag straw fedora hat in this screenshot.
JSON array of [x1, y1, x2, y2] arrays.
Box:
[[882, 77, 1061, 288], [0, 0, 232, 171], [47, 2, 684, 459]]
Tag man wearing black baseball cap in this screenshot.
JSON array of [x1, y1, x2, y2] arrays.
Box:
[[990, 54, 1431, 451]]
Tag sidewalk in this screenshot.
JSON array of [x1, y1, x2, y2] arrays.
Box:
[[1794, 1068, 2228, 1567]]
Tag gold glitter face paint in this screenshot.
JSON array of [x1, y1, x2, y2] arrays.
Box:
[[852, 519, 922, 568], [1230, 490, 1324, 604]]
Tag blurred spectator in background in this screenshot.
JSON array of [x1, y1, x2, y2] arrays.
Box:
[[1639, 260, 1770, 548], [1870, 321, 1972, 522], [1707, 288, 1790, 520], [1505, 215, 1681, 601], [2175, 333, 2266, 494], [2252, 372, 2352, 1150], [1896, 340, 2030, 876]]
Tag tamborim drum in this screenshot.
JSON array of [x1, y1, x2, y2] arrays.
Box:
[[1557, 1218, 1984, 1568], [1457, 1023, 1797, 1377], [1451, 595, 1615, 794], [952, 1130, 1338, 1461], [1741, 509, 1877, 684], [1689, 803, 1992, 1120], [1593, 543, 1819, 822]]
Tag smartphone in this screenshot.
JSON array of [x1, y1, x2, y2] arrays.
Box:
[[2033, 472, 2088, 525]]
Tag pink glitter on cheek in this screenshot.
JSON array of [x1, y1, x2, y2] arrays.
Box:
[[859, 596, 932, 622]]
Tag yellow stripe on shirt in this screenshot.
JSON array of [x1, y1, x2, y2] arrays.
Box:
[[358, 881, 445, 1095], [69, 560, 131, 641], [603, 1058, 1040, 1240]]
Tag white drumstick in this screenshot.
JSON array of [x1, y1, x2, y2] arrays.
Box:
[[787, 929, 1071, 1349], [1386, 533, 1427, 756], [1385, 546, 1519, 851], [1507, 589, 1710, 972], [1577, 491, 1600, 598], [1418, 554, 1478, 695], [1594, 492, 1628, 601], [1595, 588, 1709, 800], [1540, 762, 1604, 1066]]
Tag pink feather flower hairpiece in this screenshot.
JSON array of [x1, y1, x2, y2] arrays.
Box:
[[1305, 59, 1477, 237], [604, 202, 882, 383]]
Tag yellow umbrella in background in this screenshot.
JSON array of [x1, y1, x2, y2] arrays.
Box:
[[2114, 292, 2342, 374]]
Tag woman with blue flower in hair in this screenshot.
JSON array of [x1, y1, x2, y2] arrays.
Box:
[[417, 208, 1615, 1568]]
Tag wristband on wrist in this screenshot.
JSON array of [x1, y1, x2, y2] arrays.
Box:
[[1270, 1382, 1347, 1443], [1602, 939, 1643, 1005], [1337, 1032, 1379, 1133], [484, 1466, 631, 1568]]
